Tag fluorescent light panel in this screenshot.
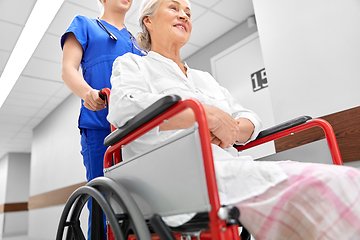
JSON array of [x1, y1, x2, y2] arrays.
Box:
[[0, 0, 64, 108]]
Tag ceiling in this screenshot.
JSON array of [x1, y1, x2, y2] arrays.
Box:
[[0, 0, 254, 160]]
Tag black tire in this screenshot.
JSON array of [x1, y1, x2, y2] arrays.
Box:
[[56, 185, 124, 240], [88, 177, 152, 240], [56, 177, 152, 240]]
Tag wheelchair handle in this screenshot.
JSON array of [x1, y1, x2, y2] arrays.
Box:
[[99, 88, 116, 133], [99, 88, 110, 105], [98, 90, 106, 101], [99, 88, 111, 110]]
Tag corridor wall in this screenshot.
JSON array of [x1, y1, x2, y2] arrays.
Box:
[[252, 0, 360, 123], [28, 94, 88, 239], [0, 153, 30, 238]]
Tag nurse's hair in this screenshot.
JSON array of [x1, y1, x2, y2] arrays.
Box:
[[137, 0, 162, 52]]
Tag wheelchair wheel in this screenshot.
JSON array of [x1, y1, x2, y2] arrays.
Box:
[[240, 227, 251, 240], [56, 177, 152, 240]]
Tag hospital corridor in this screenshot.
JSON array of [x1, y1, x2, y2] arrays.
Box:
[[0, 0, 359, 239]]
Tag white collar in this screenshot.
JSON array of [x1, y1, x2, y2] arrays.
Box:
[[146, 51, 189, 70]]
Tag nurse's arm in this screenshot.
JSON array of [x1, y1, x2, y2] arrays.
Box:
[[62, 33, 105, 111]]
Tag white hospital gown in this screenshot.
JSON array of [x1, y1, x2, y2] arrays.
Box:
[[107, 51, 288, 225]]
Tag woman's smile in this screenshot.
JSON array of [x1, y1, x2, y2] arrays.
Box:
[[173, 23, 187, 31]]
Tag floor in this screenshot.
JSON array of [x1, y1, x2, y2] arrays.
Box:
[[2, 236, 30, 240]]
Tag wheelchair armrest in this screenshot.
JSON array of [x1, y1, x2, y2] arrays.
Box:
[[236, 116, 343, 165], [104, 95, 181, 146], [255, 115, 312, 140]]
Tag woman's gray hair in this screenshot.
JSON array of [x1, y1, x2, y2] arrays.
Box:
[[136, 0, 163, 52]]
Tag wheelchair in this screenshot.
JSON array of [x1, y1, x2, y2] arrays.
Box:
[[56, 88, 343, 240]]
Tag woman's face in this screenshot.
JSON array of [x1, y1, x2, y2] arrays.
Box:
[[146, 0, 192, 48]]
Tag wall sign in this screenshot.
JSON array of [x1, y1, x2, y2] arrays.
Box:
[[251, 68, 268, 92]]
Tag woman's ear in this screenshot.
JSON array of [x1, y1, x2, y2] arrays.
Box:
[[143, 16, 152, 31]]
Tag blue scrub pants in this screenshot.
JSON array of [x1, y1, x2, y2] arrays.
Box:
[[80, 128, 110, 239]]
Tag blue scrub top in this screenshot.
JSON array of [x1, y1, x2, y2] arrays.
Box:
[[61, 15, 143, 130]]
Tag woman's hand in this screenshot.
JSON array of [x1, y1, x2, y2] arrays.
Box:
[[83, 89, 106, 111], [204, 105, 240, 149], [158, 104, 254, 148], [210, 132, 222, 147], [234, 118, 255, 143]]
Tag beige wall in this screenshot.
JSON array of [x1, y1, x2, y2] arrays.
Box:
[[0, 153, 30, 238], [29, 93, 85, 239], [0, 155, 9, 205], [0, 154, 8, 237], [185, 20, 257, 73], [7, 153, 30, 202], [30, 94, 83, 197], [252, 0, 360, 123]]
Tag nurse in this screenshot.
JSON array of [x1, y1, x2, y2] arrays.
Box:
[[61, 0, 144, 237]]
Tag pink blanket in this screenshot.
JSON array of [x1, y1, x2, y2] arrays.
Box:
[[237, 161, 360, 240]]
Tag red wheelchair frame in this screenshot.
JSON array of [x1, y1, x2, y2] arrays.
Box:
[[99, 88, 343, 240]]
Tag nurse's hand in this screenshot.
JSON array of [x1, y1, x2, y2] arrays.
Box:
[[204, 105, 240, 149], [83, 89, 106, 111]]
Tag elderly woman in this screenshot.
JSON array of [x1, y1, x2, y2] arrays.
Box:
[[107, 0, 360, 239]]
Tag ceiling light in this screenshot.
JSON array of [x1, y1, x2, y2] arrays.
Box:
[[0, 0, 64, 108]]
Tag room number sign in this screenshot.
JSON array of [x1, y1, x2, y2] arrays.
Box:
[[251, 68, 268, 92]]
